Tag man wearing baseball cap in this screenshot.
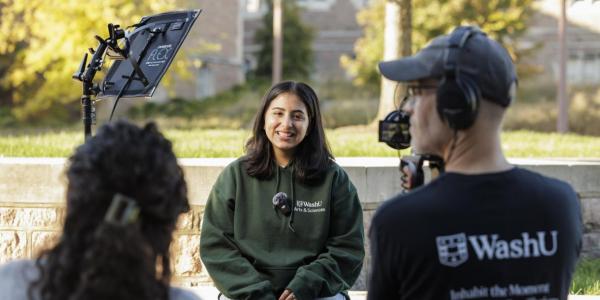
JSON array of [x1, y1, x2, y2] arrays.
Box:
[[368, 26, 582, 299]]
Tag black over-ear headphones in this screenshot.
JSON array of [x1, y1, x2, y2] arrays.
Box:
[[436, 26, 483, 130]]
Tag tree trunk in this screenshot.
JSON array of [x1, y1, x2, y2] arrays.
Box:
[[557, 0, 568, 133], [399, 0, 412, 58], [272, 0, 283, 85], [376, 0, 411, 122]]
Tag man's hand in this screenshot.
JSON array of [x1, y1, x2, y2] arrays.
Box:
[[400, 156, 423, 192], [400, 154, 444, 192], [401, 165, 415, 191], [279, 289, 296, 300]]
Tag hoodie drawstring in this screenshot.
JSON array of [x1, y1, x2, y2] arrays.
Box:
[[274, 166, 281, 214], [288, 165, 296, 233], [274, 164, 296, 233]]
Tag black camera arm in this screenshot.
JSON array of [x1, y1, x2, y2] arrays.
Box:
[[72, 33, 109, 141], [73, 23, 152, 141]]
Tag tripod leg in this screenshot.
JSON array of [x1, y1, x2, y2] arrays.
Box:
[[82, 94, 93, 141]]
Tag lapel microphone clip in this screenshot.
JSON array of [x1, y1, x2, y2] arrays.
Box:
[[272, 192, 291, 216]]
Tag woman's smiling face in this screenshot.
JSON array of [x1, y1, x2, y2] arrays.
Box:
[[263, 92, 309, 165]]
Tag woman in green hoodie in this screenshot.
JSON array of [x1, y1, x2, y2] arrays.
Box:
[[200, 81, 365, 300]]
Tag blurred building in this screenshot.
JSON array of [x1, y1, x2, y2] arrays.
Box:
[[525, 0, 600, 86], [161, 0, 368, 102], [165, 0, 600, 100], [242, 0, 600, 87], [155, 0, 245, 102], [243, 0, 368, 81]]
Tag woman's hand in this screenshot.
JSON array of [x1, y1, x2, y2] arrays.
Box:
[[278, 289, 296, 300]]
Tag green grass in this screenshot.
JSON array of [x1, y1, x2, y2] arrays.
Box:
[[498, 130, 600, 158], [0, 126, 599, 158], [571, 258, 600, 295]]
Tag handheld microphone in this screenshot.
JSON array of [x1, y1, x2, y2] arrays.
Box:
[[272, 192, 291, 216], [400, 155, 425, 191], [400, 154, 445, 192]]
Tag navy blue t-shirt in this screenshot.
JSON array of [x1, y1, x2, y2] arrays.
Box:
[[368, 167, 582, 300]]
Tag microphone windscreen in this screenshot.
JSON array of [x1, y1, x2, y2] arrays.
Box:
[[272, 192, 288, 206]]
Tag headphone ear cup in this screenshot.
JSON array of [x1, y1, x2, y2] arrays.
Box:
[[437, 75, 466, 129], [436, 74, 480, 130], [456, 75, 480, 129]]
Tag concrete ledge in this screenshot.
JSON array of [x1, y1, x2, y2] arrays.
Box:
[[0, 158, 66, 204], [181, 157, 600, 206], [3, 157, 597, 206]]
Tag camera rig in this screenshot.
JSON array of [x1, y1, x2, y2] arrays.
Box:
[[378, 107, 445, 192], [72, 10, 201, 140]]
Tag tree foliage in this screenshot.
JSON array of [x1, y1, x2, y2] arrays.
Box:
[[253, 0, 314, 80], [340, 0, 386, 87], [0, 0, 180, 122], [341, 0, 536, 89]]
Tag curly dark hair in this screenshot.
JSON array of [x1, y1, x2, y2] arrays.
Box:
[[29, 120, 189, 300], [244, 81, 333, 184]]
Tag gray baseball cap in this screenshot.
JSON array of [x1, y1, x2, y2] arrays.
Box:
[[378, 27, 517, 107]]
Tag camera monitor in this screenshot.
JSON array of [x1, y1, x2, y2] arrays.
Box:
[[98, 10, 201, 99], [378, 110, 411, 150]]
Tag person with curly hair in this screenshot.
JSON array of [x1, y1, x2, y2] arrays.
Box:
[[200, 81, 365, 300], [0, 120, 200, 300]]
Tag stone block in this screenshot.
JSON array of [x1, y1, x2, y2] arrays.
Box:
[[171, 278, 215, 289], [342, 166, 367, 207], [513, 161, 600, 195], [0, 207, 61, 228], [172, 234, 202, 276], [581, 198, 600, 231], [365, 166, 402, 204], [180, 159, 233, 206], [581, 232, 600, 258], [31, 231, 60, 257], [353, 209, 375, 291], [176, 206, 204, 232], [177, 211, 195, 231], [0, 231, 27, 264]]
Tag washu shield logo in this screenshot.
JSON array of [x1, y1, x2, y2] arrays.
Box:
[[436, 231, 558, 268], [436, 233, 469, 267]]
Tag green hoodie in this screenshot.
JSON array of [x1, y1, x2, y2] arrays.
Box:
[[200, 158, 364, 300]]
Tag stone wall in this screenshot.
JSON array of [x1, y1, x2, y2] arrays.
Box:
[[0, 157, 599, 289], [0, 204, 62, 264]]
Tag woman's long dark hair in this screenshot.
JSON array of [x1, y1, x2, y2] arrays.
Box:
[[244, 81, 333, 184], [29, 121, 189, 300]]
